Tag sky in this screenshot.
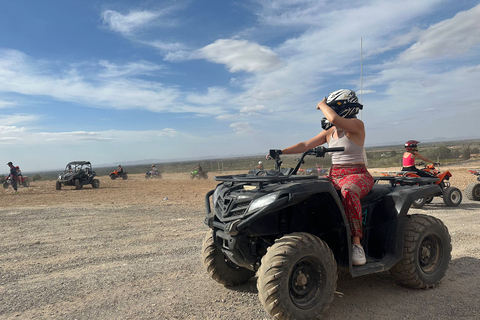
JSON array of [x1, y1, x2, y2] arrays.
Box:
[[1, 0, 479, 173]]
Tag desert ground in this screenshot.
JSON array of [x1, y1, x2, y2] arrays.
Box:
[[1, 164, 480, 320]]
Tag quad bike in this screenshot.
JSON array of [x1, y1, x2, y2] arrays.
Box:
[[465, 169, 480, 201], [190, 169, 208, 179], [381, 162, 462, 208], [56, 161, 100, 190], [202, 147, 451, 319], [3, 175, 30, 188], [145, 171, 162, 179], [110, 170, 128, 180]]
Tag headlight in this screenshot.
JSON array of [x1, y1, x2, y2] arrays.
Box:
[[247, 192, 279, 213]]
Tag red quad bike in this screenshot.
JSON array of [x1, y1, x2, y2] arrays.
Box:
[[110, 170, 128, 180], [202, 147, 451, 319], [402, 163, 462, 208], [3, 175, 30, 189], [465, 169, 480, 201]]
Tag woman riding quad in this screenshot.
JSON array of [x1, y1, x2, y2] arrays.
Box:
[[402, 140, 439, 177], [270, 89, 373, 265]]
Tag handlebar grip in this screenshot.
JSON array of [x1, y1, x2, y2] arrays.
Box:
[[326, 147, 345, 152]]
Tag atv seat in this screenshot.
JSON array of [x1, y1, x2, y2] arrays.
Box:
[[361, 185, 390, 206]]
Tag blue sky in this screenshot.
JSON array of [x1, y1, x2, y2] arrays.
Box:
[[1, 0, 479, 172]]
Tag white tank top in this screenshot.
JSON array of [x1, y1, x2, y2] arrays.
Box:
[[329, 129, 365, 164]]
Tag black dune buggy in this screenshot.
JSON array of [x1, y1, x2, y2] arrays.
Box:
[[202, 147, 451, 319], [56, 161, 100, 190]]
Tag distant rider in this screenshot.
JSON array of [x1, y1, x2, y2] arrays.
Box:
[[256, 161, 264, 170], [151, 164, 158, 175], [7, 162, 18, 192], [402, 140, 438, 177], [117, 164, 123, 174]]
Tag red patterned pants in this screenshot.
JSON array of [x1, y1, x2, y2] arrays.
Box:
[[329, 164, 374, 239]]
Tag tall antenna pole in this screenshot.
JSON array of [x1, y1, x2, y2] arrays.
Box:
[[360, 38, 363, 119]]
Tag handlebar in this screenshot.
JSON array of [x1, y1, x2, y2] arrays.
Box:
[[268, 146, 344, 174]]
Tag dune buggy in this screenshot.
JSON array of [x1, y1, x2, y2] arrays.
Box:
[[56, 161, 100, 190], [202, 147, 451, 319]]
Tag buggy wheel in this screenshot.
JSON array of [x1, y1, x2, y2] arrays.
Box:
[[390, 214, 451, 289], [425, 197, 434, 204], [257, 232, 337, 320], [465, 182, 480, 201], [55, 181, 62, 190], [412, 197, 426, 209], [75, 179, 81, 190], [443, 187, 462, 207], [92, 179, 100, 188], [3, 182, 9, 189], [202, 230, 255, 286]]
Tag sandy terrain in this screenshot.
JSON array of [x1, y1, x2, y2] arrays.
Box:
[[1, 165, 479, 319]]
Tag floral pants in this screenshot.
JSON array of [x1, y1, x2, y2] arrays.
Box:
[[329, 164, 374, 239]]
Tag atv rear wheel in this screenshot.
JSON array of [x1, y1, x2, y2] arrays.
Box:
[[390, 214, 451, 289], [412, 197, 426, 209], [257, 232, 337, 320], [3, 182, 8, 189], [202, 230, 255, 286], [465, 182, 480, 201], [122, 174, 128, 180], [443, 187, 462, 207], [55, 181, 62, 190], [22, 179, 30, 187], [92, 179, 100, 188]]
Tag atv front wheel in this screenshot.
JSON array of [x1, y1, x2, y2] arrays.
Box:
[[465, 182, 480, 201], [202, 230, 255, 286], [3, 182, 8, 189], [110, 175, 116, 180], [443, 187, 462, 207], [425, 197, 434, 204], [122, 174, 128, 180], [412, 197, 426, 209], [55, 181, 62, 190], [92, 179, 100, 188], [257, 232, 337, 320], [390, 214, 451, 289]]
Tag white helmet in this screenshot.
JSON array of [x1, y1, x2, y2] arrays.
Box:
[[258, 161, 262, 164], [326, 89, 359, 106]]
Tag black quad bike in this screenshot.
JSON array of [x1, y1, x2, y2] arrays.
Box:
[[202, 147, 451, 320], [56, 161, 100, 190], [465, 169, 480, 201]]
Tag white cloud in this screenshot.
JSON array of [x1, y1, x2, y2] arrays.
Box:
[[0, 49, 222, 115], [197, 39, 283, 73], [0, 100, 16, 109], [102, 10, 162, 36], [400, 4, 480, 61], [0, 114, 40, 125], [185, 87, 232, 105], [239, 105, 266, 115], [230, 122, 258, 135], [98, 60, 165, 78]]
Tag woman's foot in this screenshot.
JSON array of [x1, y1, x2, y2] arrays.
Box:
[[352, 244, 366, 266]]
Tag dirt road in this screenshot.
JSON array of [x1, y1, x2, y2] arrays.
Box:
[[1, 168, 479, 319]]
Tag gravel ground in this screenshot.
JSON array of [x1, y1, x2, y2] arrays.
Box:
[[1, 167, 480, 319]]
